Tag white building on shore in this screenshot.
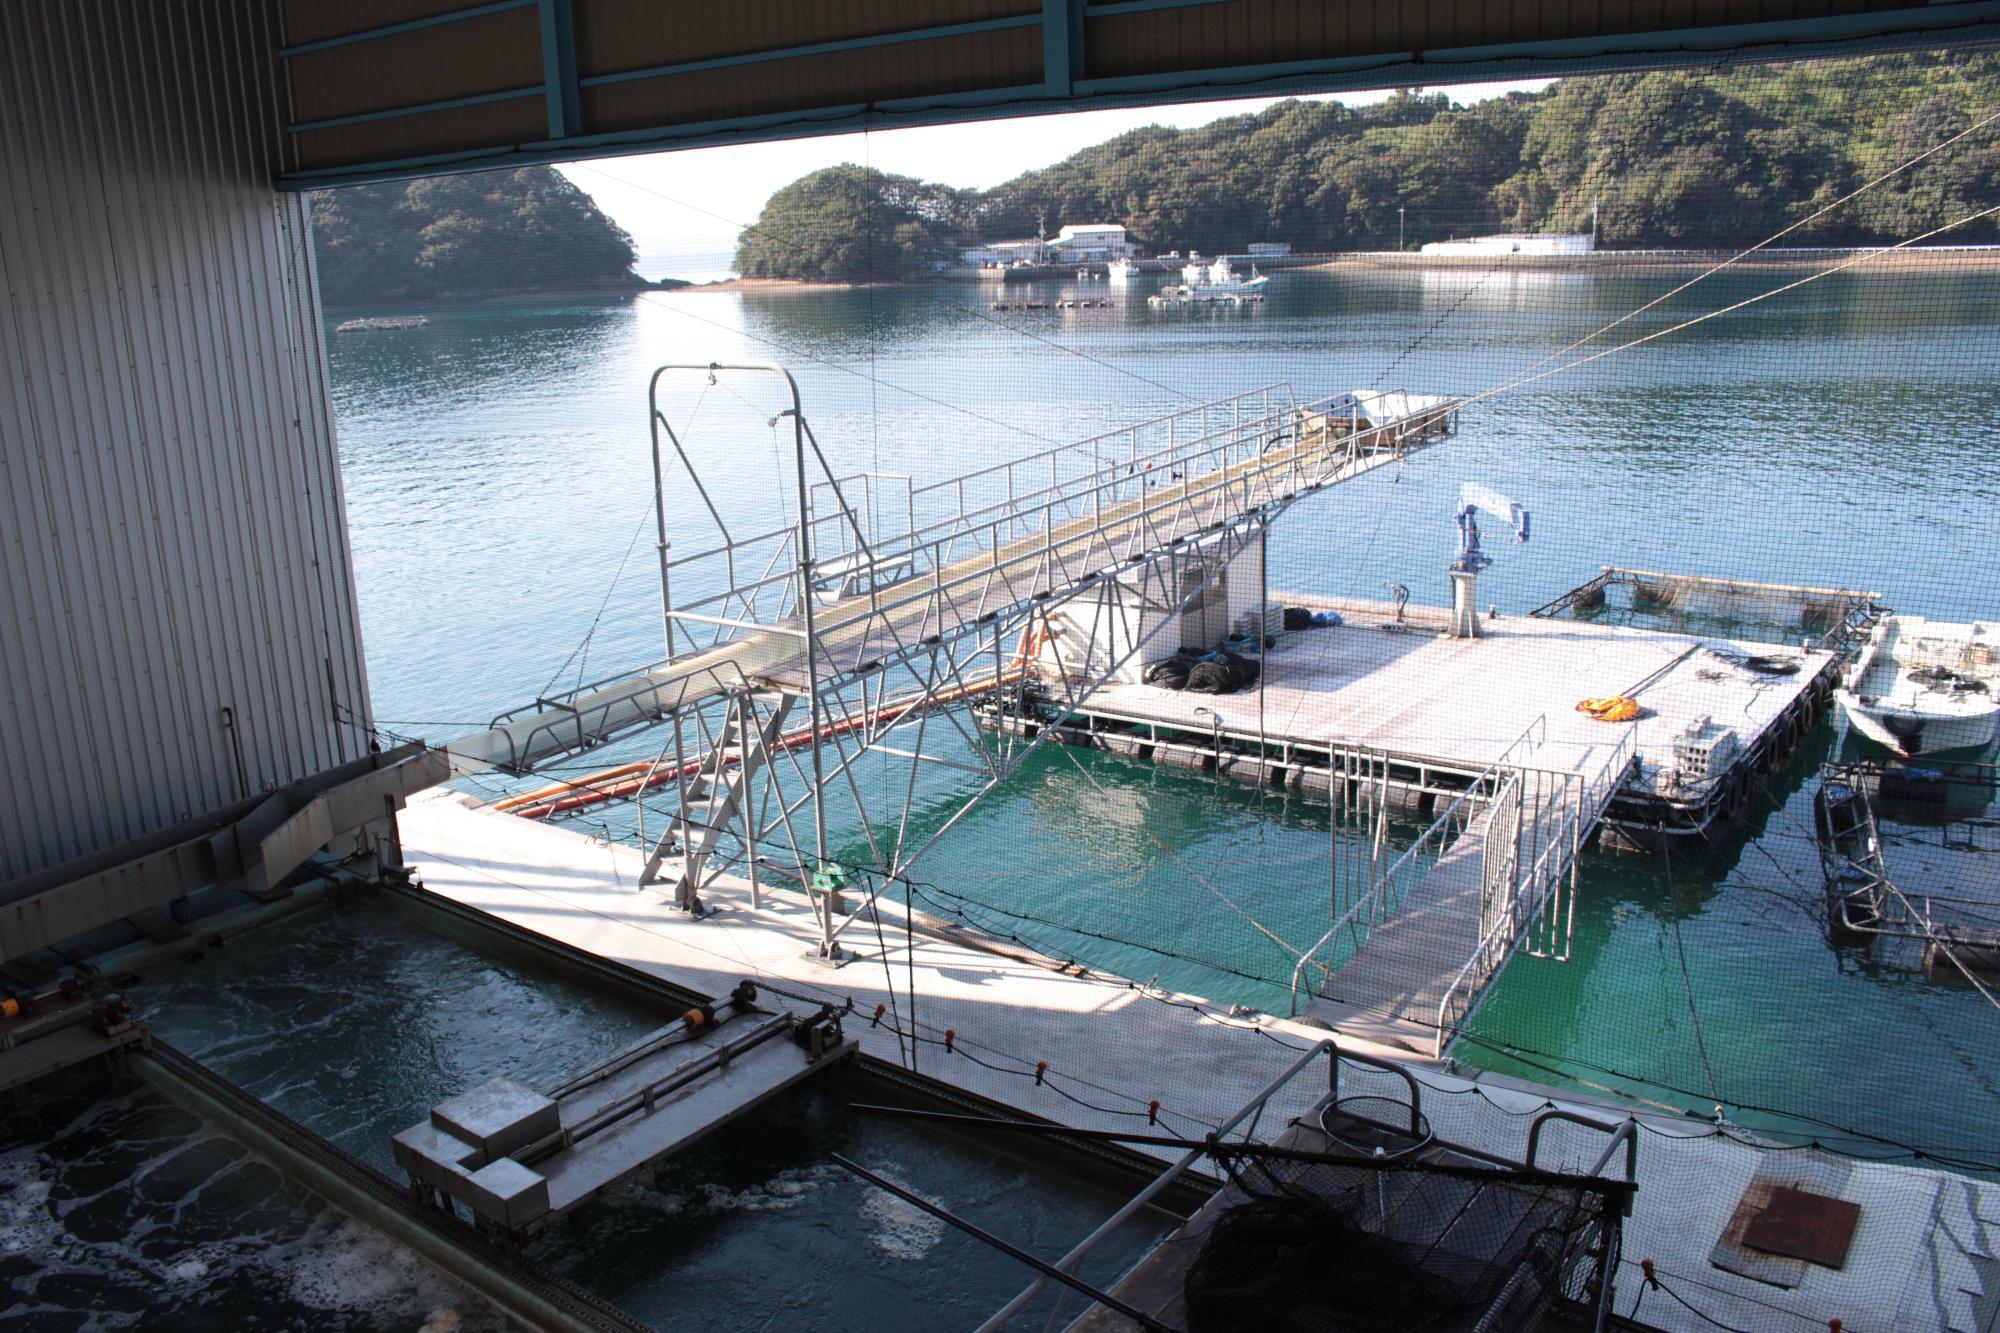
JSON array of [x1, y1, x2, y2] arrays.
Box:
[[1048, 224, 1132, 263], [964, 224, 1134, 269]]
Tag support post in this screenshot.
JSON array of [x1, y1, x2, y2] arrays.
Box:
[[791, 392, 836, 956], [1448, 568, 1481, 639]]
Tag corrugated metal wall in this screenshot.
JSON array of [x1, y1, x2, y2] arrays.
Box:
[[0, 0, 372, 881]]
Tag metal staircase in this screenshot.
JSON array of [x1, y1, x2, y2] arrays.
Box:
[[639, 690, 794, 911]]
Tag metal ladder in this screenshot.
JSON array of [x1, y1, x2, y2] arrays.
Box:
[[640, 690, 795, 911]]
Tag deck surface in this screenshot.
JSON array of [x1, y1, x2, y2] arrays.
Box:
[[396, 797, 1999, 1333], [1080, 592, 1824, 802]]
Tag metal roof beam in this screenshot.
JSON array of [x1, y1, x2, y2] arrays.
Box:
[[278, 0, 537, 58], [574, 14, 1045, 90], [288, 85, 543, 136], [276, 0, 2000, 189], [1073, 3, 2000, 97], [1044, 0, 1083, 95], [538, 0, 580, 138]]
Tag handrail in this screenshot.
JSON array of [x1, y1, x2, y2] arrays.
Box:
[[979, 1037, 1636, 1331], [663, 404, 1319, 636], [913, 384, 1294, 502], [1526, 1109, 1638, 1185], [1290, 715, 1550, 1015], [1430, 729, 1636, 1053], [651, 389, 1422, 608], [659, 391, 1303, 572]]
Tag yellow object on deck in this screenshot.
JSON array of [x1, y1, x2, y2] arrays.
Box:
[[1576, 695, 1642, 722]]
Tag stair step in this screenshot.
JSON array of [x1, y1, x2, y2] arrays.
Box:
[[1940, 1183, 1995, 1261], [1934, 1227, 1981, 1332]]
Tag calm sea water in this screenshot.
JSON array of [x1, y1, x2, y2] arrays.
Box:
[[329, 267, 2000, 1166]]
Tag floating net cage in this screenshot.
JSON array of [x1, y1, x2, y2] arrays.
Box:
[[1182, 1147, 1625, 1333], [1533, 566, 1884, 653]]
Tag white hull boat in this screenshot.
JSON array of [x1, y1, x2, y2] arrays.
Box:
[[1188, 257, 1267, 296], [1107, 257, 1135, 283], [1835, 615, 2000, 754]]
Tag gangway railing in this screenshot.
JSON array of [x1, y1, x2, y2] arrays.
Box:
[[444, 377, 1443, 778], [1431, 726, 1637, 1056], [1290, 717, 1552, 1015], [1290, 718, 1636, 1055], [441, 364, 1462, 950]]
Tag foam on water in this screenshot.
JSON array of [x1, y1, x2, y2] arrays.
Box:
[[1, 1075, 502, 1330], [856, 1163, 948, 1262]]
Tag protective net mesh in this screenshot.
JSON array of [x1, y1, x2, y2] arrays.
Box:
[[1182, 1149, 1623, 1333], [292, 36, 2000, 1333]]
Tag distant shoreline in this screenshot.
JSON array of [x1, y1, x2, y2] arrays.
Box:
[[1314, 246, 2000, 272], [324, 246, 2000, 313], [321, 281, 658, 315], [668, 276, 887, 293]]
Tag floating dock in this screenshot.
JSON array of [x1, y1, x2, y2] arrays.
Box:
[[1146, 289, 1265, 306], [393, 983, 855, 1239], [985, 590, 1840, 839], [977, 584, 1842, 1055], [334, 314, 430, 332]]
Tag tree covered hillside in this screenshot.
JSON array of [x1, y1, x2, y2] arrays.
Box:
[[311, 166, 646, 308], [736, 52, 2000, 279], [733, 164, 979, 282]]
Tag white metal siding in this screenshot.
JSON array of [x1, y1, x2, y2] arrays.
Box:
[[0, 0, 372, 881]]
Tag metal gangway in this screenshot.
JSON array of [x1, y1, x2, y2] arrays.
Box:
[[1293, 718, 1636, 1057], [441, 365, 1458, 953]]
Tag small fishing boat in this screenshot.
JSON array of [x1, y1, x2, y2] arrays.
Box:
[[1835, 615, 2000, 754], [1107, 256, 1135, 283], [1189, 257, 1268, 296]]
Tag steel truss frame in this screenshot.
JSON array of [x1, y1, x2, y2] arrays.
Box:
[[451, 362, 1453, 957]]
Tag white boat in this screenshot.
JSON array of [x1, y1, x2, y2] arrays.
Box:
[[1189, 258, 1268, 296], [1835, 615, 2000, 754], [1107, 257, 1135, 283]]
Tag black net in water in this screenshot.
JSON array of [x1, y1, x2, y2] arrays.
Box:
[[1182, 1149, 1625, 1333]]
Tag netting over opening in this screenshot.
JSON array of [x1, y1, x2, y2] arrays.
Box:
[[297, 39, 2000, 1333], [1183, 1149, 1624, 1333]]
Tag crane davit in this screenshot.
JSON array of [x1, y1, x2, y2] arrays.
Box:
[[1448, 482, 1530, 639]]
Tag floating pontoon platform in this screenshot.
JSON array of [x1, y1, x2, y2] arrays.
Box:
[[392, 983, 854, 1239], [984, 590, 1841, 839]]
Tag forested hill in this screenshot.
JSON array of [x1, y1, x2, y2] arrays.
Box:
[[311, 166, 647, 308], [735, 52, 2000, 281]]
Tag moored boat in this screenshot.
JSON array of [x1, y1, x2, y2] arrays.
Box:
[[1190, 257, 1268, 295], [1835, 614, 2000, 754]]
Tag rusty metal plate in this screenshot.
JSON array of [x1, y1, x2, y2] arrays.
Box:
[[1740, 1186, 1862, 1269]]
